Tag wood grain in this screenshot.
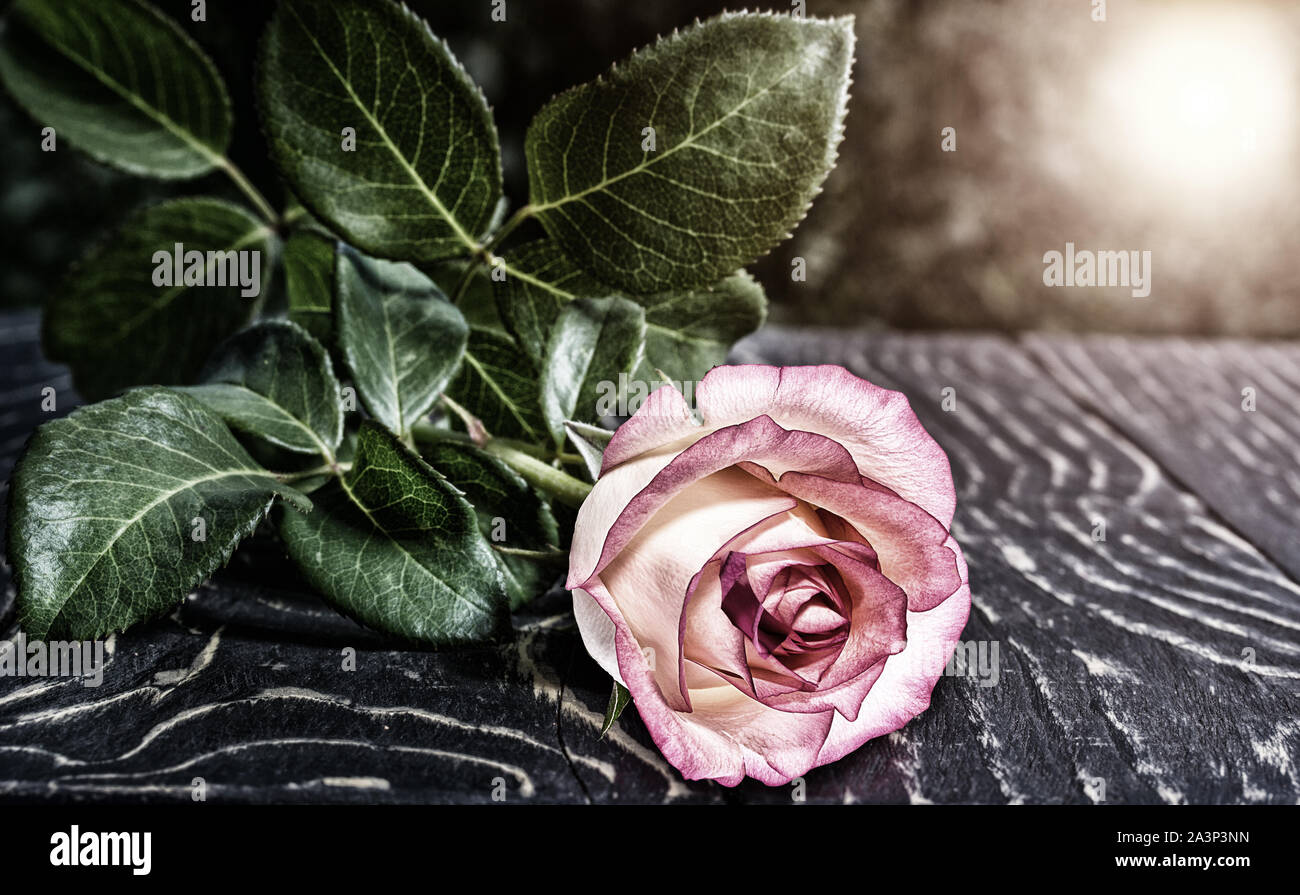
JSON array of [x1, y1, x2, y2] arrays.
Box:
[[1026, 335, 1300, 582], [2, 312, 1296, 804]]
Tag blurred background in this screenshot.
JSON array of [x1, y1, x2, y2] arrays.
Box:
[[3, 0, 1298, 335]]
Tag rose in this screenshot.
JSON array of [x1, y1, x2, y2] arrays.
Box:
[[567, 365, 970, 786]]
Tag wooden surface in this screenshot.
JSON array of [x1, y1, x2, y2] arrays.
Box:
[[1, 310, 1297, 804]]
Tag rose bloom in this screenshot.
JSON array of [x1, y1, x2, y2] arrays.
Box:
[[567, 365, 970, 786]]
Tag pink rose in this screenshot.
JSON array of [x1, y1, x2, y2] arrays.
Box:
[[567, 365, 970, 786]]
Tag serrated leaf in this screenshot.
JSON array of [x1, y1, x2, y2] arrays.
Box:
[[277, 421, 509, 645], [445, 327, 547, 443], [0, 0, 232, 178], [6, 388, 311, 639], [283, 230, 337, 347], [43, 198, 274, 402], [498, 240, 766, 385], [494, 240, 611, 366], [541, 297, 645, 444], [601, 682, 632, 738], [174, 320, 343, 460], [563, 420, 611, 482], [631, 270, 768, 384], [336, 246, 469, 436], [258, 0, 502, 262], [525, 11, 854, 292], [421, 438, 559, 610]]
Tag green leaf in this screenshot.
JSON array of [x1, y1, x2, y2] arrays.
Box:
[[335, 246, 469, 436], [174, 320, 343, 461], [541, 297, 646, 443], [257, 0, 502, 262], [498, 240, 766, 385], [283, 230, 337, 347], [277, 421, 509, 645], [601, 682, 632, 738], [495, 240, 611, 366], [421, 438, 559, 610], [524, 11, 854, 292], [43, 198, 274, 402], [6, 388, 311, 639], [631, 271, 768, 384], [0, 0, 232, 178], [428, 260, 504, 333], [445, 327, 547, 444], [290, 424, 359, 495], [563, 420, 611, 482]]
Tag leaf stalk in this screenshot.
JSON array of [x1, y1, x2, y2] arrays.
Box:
[[218, 157, 279, 227]]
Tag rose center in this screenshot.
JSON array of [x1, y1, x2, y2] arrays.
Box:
[[718, 552, 851, 662]]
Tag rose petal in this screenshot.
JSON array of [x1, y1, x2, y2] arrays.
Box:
[[815, 539, 972, 765], [679, 509, 845, 701], [568, 439, 689, 589], [681, 559, 755, 694], [680, 516, 849, 694], [583, 416, 861, 587], [746, 549, 831, 610], [738, 547, 904, 720], [719, 554, 791, 659], [765, 470, 963, 612], [601, 366, 957, 528], [586, 575, 838, 787], [599, 469, 796, 710], [793, 599, 847, 634], [600, 381, 703, 472], [572, 586, 622, 685], [695, 366, 957, 527]]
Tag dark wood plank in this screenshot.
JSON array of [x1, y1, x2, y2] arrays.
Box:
[[2, 314, 1298, 803], [1026, 335, 1300, 583]]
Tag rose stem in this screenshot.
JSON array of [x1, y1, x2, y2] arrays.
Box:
[[409, 420, 593, 507], [481, 441, 593, 509]]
